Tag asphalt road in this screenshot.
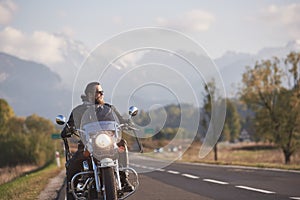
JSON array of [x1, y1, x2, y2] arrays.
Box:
[[57, 156, 300, 200], [127, 156, 300, 200]]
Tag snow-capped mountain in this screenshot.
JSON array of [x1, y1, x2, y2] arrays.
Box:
[[50, 34, 90, 89]]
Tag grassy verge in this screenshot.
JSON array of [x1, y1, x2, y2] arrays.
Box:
[[0, 165, 38, 185], [0, 163, 62, 200], [182, 141, 300, 170]]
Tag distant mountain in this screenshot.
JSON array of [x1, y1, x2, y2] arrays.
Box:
[[214, 51, 256, 95], [0, 52, 72, 119], [216, 40, 300, 95], [257, 40, 300, 59], [0, 39, 299, 120], [49, 33, 90, 89]]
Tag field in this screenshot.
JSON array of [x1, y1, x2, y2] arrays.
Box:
[[0, 165, 38, 185], [139, 139, 300, 170], [181, 141, 300, 170]]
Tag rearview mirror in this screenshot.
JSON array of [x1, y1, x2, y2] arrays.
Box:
[[56, 115, 66, 125], [129, 106, 138, 117]]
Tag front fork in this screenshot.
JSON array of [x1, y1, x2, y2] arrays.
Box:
[[91, 155, 101, 193], [91, 154, 122, 193]]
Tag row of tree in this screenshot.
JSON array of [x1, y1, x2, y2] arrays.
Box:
[[203, 52, 300, 164], [0, 99, 56, 167]]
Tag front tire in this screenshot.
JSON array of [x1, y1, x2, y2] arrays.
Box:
[[102, 167, 117, 200]]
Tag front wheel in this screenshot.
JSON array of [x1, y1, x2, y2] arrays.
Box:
[[102, 167, 117, 200]]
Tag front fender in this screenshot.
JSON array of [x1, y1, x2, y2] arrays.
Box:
[[100, 158, 116, 167]]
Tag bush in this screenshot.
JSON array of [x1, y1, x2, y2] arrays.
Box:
[[0, 100, 56, 167]]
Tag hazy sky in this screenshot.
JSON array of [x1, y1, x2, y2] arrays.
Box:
[[0, 0, 299, 61]]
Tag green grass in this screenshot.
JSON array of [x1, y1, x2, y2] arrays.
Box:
[[0, 163, 62, 200]]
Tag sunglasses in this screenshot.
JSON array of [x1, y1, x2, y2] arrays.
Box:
[[95, 90, 104, 95]]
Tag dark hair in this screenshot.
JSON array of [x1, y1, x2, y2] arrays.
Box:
[[85, 82, 100, 95], [81, 82, 100, 102]]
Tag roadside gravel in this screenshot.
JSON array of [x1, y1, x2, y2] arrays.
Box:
[[38, 169, 65, 200]]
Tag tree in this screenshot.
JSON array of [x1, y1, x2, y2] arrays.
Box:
[[24, 114, 56, 165], [240, 52, 300, 164], [0, 99, 15, 134], [224, 99, 241, 143], [25, 114, 56, 134], [0, 100, 56, 167], [202, 79, 220, 161]]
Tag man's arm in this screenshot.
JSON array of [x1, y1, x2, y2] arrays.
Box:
[[60, 112, 75, 138], [111, 105, 128, 124]]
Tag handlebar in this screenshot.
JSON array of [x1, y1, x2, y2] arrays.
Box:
[[121, 123, 143, 153], [120, 123, 139, 131], [65, 122, 143, 154]]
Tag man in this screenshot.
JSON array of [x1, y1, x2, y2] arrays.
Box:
[[61, 82, 133, 200]]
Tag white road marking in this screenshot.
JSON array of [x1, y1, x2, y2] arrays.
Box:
[[167, 170, 180, 174], [131, 164, 159, 171], [235, 185, 275, 194], [131, 164, 141, 167], [203, 179, 229, 185], [182, 174, 199, 179], [146, 166, 156, 170], [131, 162, 299, 198]]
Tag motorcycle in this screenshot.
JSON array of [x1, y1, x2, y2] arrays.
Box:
[[55, 106, 141, 200]]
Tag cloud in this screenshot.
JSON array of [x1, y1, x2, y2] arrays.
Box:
[[61, 26, 75, 38], [113, 51, 145, 70], [0, 27, 66, 65], [0, 0, 18, 25], [112, 16, 123, 24], [156, 9, 215, 32], [261, 3, 300, 38]]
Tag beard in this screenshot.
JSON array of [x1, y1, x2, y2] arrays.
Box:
[[95, 97, 105, 105]]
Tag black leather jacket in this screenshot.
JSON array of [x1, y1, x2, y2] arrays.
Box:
[[61, 102, 125, 138]]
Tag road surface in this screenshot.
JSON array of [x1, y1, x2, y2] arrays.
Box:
[[128, 156, 300, 200], [56, 156, 300, 200]]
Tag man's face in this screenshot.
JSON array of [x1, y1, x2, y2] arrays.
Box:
[[94, 85, 104, 105]]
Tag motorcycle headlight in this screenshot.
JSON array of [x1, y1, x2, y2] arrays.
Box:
[[95, 134, 112, 148]]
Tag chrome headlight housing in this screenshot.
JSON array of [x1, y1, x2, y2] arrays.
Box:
[[95, 133, 112, 148], [89, 130, 118, 160]]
